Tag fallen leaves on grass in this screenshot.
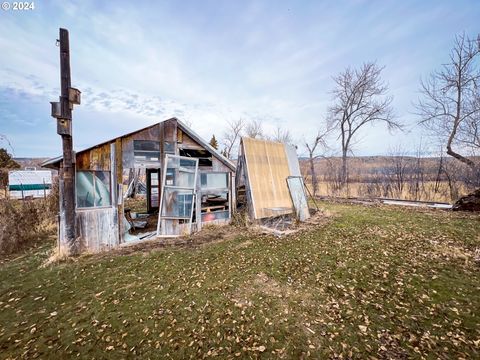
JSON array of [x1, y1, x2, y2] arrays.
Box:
[[0, 202, 479, 359]]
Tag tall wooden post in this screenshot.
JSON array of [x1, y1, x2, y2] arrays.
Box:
[[51, 28, 81, 255]]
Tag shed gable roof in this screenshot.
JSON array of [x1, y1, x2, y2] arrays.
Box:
[[42, 117, 235, 171]]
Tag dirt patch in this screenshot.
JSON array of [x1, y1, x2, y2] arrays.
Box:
[[108, 224, 247, 257], [252, 272, 292, 298], [232, 272, 293, 309], [232, 272, 313, 307], [193, 224, 244, 247], [70, 209, 333, 261]]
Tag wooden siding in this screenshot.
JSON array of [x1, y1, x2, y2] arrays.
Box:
[[180, 132, 204, 150], [76, 142, 111, 171], [76, 207, 119, 252], [115, 139, 123, 244]]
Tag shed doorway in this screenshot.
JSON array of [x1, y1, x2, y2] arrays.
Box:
[[146, 168, 161, 213]]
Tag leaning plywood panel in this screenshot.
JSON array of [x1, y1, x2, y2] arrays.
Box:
[[242, 138, 293, 219]]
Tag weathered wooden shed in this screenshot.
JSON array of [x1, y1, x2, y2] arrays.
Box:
[[43, 118, 236, 253]]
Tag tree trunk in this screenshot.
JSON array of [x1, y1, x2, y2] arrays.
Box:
[[341, 151, 348, 186], [309, 156, 318, 197], [446, 145, 477, 170], [446, 72, 477, 171]]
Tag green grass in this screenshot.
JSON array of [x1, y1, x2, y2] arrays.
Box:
[[1, 202, 479, 359]]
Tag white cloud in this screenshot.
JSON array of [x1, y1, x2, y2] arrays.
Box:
[[1, 0, 479, 157]]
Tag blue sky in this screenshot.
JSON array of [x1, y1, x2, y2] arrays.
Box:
[[1, 0, 479, 158]]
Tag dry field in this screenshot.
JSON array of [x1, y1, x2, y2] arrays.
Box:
[[301, 156, 478, 203]]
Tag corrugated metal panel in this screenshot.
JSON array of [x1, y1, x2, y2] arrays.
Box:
[[242, 137, 293, 219], [8, 170, 53, 199], [8, 170, 52, 186]]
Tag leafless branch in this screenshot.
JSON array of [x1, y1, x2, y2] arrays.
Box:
[[221, 119, 245, 159], [415, 32, 480, 171], [245, 119, 264, 139]]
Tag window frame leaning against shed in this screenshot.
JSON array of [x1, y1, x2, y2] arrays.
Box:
[[75, 170, 112, 209]]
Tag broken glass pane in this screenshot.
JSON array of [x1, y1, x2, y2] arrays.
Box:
[[94, 172, 111, 207], [76, 171, 94, 208], [76, 171, 111, 208]]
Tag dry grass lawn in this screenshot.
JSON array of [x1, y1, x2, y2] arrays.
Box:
[[0, 202, 479, 359]]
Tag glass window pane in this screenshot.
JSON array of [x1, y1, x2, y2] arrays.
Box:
[[76, 171, 95, 208], [165, 156, 197, 188], [151, 172, 159, 186], [134, 141, 161, 163], [134, 151, 160, 161], [164, 141, 175, 154], [161, 188, 194, 218], [202, 210, 229, 222], [151, 187, 159, 208], [165, 168, 175, 186], [134, 140, 160, 151], [200, 173, 228, 189], [177, 172, 196, 188], [166, 156, 197, 171], [94, 171, 111, 207]]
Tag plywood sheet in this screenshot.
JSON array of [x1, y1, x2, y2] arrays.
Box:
[[242, 138, 293, 219]]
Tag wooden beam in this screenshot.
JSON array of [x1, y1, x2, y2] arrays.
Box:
[[58, 28, 77, 254]]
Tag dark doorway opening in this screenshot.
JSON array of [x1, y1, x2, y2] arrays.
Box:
[[146, 168, 161, 213]]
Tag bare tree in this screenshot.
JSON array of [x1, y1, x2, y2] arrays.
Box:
[[245, 119, 264, 139], [328, 62, 399, 186], [271, 126, 293, 144], [222, 119, 245, 159], [408, 145, 426, 201], [416, 33, 480, 173], [304, 128, 330, 197], [385, 146, 410, 198]]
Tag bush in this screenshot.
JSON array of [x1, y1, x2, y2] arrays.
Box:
[[0, 198, 56, 255]]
